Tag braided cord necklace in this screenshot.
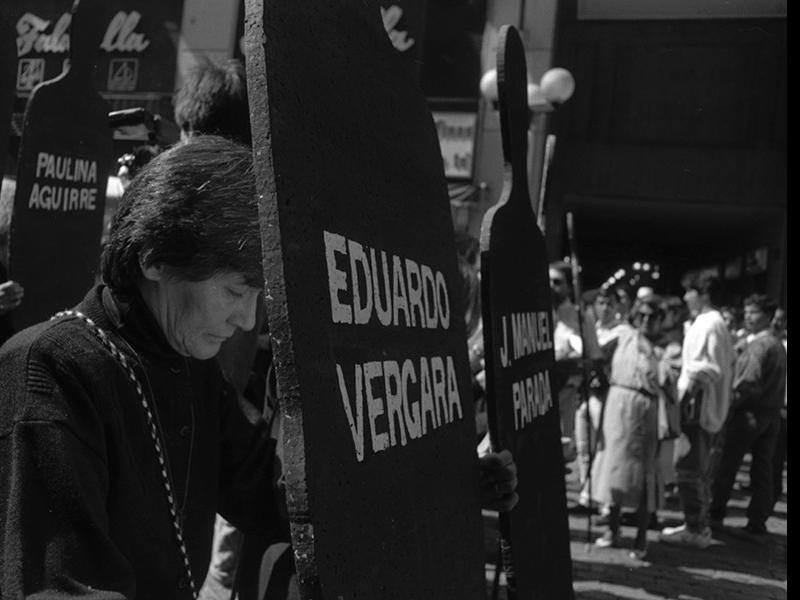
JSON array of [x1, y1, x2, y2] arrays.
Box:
[[52, 310, 197, 598]]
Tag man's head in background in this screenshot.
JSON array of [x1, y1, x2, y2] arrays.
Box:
[[683, 272, 724, 317], [174, 58, 251, 145], [592, 288, 618, 327], [742, 294, 778, 336], [549, 261, 572, 306]]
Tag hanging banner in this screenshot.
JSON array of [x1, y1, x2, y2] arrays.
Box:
[[5, 0, 184, 131]]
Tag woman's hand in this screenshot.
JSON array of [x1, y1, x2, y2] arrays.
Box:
[[479, 449, 519, 512], [0, 280, 24, 315]]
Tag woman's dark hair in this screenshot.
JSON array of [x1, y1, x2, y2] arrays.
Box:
[[101, 135, 262, 294], [173, 59, 251, 145]]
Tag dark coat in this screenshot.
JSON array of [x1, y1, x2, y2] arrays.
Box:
[[0, 285, 281, 599]]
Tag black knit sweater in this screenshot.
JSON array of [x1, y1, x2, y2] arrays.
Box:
[[0, 285, 281, 599]]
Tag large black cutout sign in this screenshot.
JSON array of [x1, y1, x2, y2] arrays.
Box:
[[9, 0, 111, 329], [244, 1, 485, 598], [480, 26, 574, 599]]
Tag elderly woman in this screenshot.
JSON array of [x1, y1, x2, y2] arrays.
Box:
[[592, 295, 670, 559], [0, 136, 517, 599]]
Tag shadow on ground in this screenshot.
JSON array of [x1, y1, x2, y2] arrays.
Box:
[[572, 558, 786, 600]]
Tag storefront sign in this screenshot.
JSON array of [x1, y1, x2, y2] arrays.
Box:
[[245, 0, 484, 597], [16, 11, 151, 58], [432, 111, 476, 180], [381, 5, 415, 52], [480, 26, 574, 599], [5, 0, 183, 122]]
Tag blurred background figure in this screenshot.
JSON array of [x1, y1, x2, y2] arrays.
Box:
[[549, 261, 604, 470], [573, 288, 628, 513], [710, 295, 786, 536], [656, 295, 688, 504], [720, 305, 746, 348], [614, 286, 633, 324], [660, 274, 733, 550], [0, 178, 23, 346], [174, 57, 251, 145], [637, 286, 655, 302], [592, 295, 668, 559], [453, 231, 487, 447]]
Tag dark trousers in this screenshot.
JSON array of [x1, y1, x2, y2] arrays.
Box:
[[710, 409, 780, 528], [675, 425, 715, 531]]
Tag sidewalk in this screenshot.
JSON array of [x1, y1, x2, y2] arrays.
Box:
[[486, 455, 787, 599]]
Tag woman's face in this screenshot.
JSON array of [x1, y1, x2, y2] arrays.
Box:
[[634, 305, 662, 340], [144, 267, 261, 360]]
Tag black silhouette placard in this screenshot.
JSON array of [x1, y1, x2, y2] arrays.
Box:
[[480, 25, 574, 599], [1, 10, 15, 180], [244, 1, 486, 598], [9, 0, 112, 329]]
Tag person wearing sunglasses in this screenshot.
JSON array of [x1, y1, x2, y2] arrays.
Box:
[[592, 296, 669, 559]]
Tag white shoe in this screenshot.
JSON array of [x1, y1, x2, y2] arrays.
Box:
[[659, 524, 711, 549]]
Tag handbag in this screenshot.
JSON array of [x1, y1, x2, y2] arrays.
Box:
[[680, 388, 704, 429]]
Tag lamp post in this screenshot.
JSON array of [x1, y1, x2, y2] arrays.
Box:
[[480, 66, 574, 229]]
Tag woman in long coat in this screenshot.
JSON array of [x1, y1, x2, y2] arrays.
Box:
[[592, 296, 668, 559]]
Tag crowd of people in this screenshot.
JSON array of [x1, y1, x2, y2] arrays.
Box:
[[542, 267, 787, 560], [0, 56, 787, 598]]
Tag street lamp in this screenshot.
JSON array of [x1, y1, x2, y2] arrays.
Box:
[[480, 66, 575, 227]]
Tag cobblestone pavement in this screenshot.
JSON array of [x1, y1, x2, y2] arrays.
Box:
[[486, 455, 787, 599]]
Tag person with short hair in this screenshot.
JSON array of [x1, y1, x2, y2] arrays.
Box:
[[710, 294, 786, 535], [659, 274, 734, 549], [174, 58, 252, 145]]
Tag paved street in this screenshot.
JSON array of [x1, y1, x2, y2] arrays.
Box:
[[486, 454, 787, 599]]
